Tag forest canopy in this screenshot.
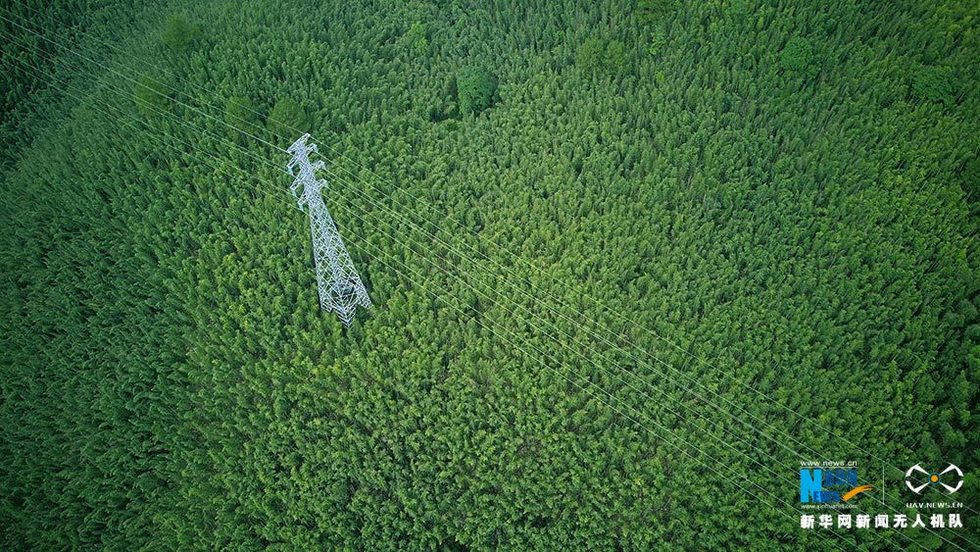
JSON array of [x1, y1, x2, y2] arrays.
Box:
[[0, 0, 978, 550]]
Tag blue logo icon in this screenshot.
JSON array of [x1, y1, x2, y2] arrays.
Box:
[[800, 467, 872, 503]]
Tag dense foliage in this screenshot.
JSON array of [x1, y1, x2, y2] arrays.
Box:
[[1, 0, 978, 550], [456, 65, 497, 115]]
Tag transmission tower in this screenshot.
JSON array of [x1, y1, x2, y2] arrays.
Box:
[[287, 133, 372, 326]]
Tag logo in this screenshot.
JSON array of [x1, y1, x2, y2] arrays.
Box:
[[800, 463, 874, 505], [905, 464, 963, 494]]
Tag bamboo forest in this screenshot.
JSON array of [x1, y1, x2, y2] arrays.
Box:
[[1, 0, 978, 549]]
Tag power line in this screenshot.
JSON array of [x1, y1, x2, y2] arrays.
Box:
[[0, 10, 830, 472], [7, 0, 941, 500], [0, 26, 942, 551], [1, 14, 964, 548], [11, 50, 922, 552], [0, 57, 856, 552], [0, 44, 862, 552], [0, 1, 937, 500]]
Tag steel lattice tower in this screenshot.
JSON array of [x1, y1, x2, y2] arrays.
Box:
[[287, 133, 372, 326]]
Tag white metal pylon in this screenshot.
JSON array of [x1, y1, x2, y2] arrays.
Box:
[[287, 133, 372, 326]]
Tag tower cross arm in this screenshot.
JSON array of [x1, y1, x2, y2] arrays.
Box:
[[286, 133, 319, 176]]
